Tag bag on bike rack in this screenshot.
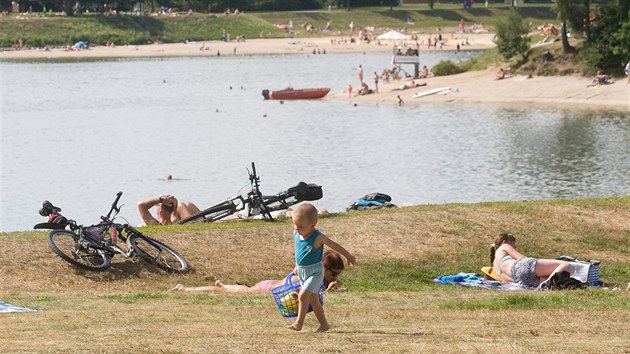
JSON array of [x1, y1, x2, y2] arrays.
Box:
[[85, 224, 108, 242], [287, 182, 323, 201]]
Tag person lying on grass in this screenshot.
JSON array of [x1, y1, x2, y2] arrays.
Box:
[[170, 251, 346, 293], [490, 232, 575, 288]]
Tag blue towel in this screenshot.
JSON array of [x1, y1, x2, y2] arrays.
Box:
[[435, 272, 481, 284], [433, 273, 537, 291]]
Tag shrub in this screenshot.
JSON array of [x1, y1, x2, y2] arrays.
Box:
[[494, 9, 530, 60], [432, 60, 464, 76]]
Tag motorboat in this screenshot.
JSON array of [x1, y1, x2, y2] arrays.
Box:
[[262, 87, 330, 100]]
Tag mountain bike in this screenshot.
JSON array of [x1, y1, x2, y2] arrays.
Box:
[[176, 162, 323, 224], [34, 192, 189, 273]]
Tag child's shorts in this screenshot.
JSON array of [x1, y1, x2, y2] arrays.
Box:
[[297, 262, 324, 294]]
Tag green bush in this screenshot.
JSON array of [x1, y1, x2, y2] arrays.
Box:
[[577, 46, 604, 76], [432, 60, 464, 76], [494, 9, 530, 60]]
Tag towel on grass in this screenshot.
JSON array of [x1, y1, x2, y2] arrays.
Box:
[[433, 273, 537, 291], [0, 300, 41, 313]]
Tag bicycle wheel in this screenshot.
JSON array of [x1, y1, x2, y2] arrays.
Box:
[[176, 200, 237, 224], [48, 230, 111, 271], [128, 233, 189, 273]]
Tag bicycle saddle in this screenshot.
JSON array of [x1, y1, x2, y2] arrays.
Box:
[[39, 200, 62, 216]]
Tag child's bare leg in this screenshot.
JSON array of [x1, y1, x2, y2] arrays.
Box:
[[288, 289, 311, 331], [309, 293, 329, 332]]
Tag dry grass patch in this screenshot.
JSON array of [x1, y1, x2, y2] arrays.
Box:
[[1, 198, 629, 353]]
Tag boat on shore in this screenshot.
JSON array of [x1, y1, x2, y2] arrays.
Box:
[[262, 87, 330, 100]]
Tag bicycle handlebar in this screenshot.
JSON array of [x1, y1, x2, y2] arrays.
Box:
[[105, 191, 123, 220]]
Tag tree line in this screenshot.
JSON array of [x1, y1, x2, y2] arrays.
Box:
[[1, 0, 393, 14]]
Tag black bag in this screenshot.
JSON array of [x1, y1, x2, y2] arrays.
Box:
[[363, 193, 391, 202], [287, 182, 323, 201], [547, 271, 587, 290]]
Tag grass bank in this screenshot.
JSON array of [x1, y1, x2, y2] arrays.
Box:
[[0, 4, 557, 48], [1, 198, 629, 352]]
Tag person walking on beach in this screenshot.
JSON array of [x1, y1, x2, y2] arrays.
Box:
[[287, 203, 355, 333], [373, 72, 379, 94], [347, 84, 353, 97]]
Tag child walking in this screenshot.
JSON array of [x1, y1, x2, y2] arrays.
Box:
[[288, 203, 356, 333]]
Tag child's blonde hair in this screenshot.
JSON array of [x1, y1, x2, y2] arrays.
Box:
[[294, 203, 318, 224]]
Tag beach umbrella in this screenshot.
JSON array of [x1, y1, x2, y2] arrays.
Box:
[[377, 30, 409, 41]]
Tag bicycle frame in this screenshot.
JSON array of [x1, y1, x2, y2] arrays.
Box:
[[176, 162, 322, 224], [59, 192, 137, 258]]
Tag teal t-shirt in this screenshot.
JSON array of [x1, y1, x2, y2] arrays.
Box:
[[293, 229, 323, 266]]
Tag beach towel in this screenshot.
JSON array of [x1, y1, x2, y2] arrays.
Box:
[[0, 300, 40, 313], [434, 272, 537, 291]]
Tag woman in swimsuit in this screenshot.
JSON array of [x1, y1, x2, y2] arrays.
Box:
[[489, 233, 574, 287], [170, 251, 345, 293]]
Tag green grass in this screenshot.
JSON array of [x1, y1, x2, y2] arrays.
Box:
[[0, 5, 558, 48]]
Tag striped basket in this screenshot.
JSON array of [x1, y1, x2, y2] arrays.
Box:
[[586, 260, 601, 285]]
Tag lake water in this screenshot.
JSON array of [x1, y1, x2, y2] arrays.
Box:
[[1, 51, 629, 232]]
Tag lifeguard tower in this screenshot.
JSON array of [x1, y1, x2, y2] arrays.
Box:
[[392, 47, 420, 79]]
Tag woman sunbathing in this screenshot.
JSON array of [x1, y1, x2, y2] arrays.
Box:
[[489, 232, 574, 287], [170, 251, 346, 293]]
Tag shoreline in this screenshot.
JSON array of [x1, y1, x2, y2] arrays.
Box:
[[3, 34, 628, 111], [0, 32, 496, 59], [327, 68, 630, 112]]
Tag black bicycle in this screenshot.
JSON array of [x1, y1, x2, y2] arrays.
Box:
[[176, 162, 323, 224], [34, 192, 189, 273]]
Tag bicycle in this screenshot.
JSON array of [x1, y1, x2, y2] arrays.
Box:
[[34, 192, 190, 273], [176, 162, 323, 224]]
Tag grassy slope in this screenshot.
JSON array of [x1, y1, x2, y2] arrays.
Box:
[[0, 4, 557, 48], [1, 198, 629, 352]]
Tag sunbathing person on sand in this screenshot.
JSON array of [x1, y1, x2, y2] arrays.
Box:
[[170, 251, 346, 293], [588, 70, 612, 86], [495, 68, 505, 80], [358, 82, 374, 95], [392, 80, 425, 91]]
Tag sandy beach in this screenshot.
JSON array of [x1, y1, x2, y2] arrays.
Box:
[[3, 34, 628, 111], [332, 67, 630, 112]]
